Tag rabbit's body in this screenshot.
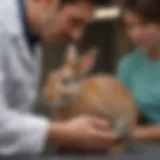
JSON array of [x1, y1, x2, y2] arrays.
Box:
[[46, 73, 137, 137], [43, 45, 137, 140]]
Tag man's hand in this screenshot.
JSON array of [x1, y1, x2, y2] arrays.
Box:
[[47, 116, 118, 151]]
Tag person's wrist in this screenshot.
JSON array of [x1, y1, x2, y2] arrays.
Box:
[[47, 122, 61, 146], [47, 122, 70, 147]]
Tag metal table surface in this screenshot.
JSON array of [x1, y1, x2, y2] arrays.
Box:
[[42, 142, 160, 160], [1, 142, 160, 160]]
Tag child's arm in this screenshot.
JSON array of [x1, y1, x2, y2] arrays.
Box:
[[133, 125, 160, 140]]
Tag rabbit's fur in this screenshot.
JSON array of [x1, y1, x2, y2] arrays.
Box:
[[43, 45, 137, 139]]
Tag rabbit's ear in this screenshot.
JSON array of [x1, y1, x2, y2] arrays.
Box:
[[65, 44, 78, 64], [78, 48, 98, 75]]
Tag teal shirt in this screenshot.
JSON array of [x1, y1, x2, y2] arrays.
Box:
[[117, 50, 160, 124]]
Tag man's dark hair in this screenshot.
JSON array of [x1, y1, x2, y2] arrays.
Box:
[[121, 0, 160, 23], [61, 0, 98, 5]]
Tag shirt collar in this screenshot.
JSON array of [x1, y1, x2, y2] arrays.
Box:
[[18, 0, 39, 52]]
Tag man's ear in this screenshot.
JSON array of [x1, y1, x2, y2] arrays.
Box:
[[78, 48, 98, 75], [65, 44, 78, 64]]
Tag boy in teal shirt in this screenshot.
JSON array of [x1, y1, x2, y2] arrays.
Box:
[[119, 0, 160, 140], [118, 50, 160, 124]]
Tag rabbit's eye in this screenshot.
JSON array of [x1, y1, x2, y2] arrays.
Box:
[[62, 78, 72, 85]]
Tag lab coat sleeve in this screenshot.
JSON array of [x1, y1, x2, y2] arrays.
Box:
[[0, 28, 50, 156]]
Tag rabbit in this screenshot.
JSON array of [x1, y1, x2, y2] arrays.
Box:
[[42, 44, 137, 142]]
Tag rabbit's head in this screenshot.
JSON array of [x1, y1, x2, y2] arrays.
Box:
[[44, 44, 98, 107]]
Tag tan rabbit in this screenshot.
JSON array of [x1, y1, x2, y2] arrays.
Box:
[[43, 45, 137, 141]]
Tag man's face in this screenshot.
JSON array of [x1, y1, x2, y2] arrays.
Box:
[[124, 10, 160, 52], [39, 0, 94, 44]]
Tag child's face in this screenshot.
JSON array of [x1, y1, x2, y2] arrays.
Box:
[[123, 10, 160, 52]]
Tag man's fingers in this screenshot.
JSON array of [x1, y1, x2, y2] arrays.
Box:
[[83, 130, 118, 151], [89, 117, 109, 130], [92, 129, 118, 141]]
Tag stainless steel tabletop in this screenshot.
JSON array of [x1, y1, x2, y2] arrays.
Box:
[[1, 142, 160, 160]]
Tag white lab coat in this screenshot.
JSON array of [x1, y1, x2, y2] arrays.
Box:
[[0, 0, 49, 157]]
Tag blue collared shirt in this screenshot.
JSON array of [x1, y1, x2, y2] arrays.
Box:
[[18, 0, 39, 53]]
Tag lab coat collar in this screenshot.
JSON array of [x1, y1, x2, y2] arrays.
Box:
[[17, 0, 39, 53]]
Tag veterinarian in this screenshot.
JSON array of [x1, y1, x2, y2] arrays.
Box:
[[0, 0, 117, 158], [118, 0, 160, 140]]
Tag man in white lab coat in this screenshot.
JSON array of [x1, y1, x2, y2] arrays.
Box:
[[0, 0, 117, 158]]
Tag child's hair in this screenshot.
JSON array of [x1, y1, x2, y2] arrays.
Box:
[[121, 0, 160, 23]]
